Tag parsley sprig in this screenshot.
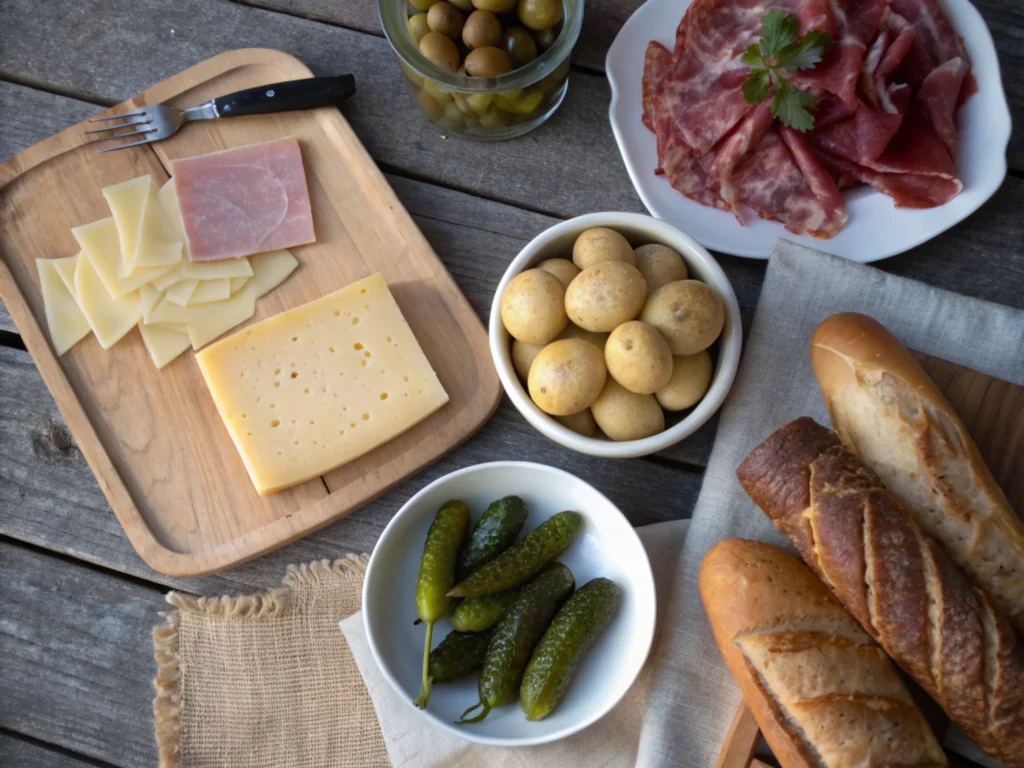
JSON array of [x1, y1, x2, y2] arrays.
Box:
[[741, 10, 832, 132]]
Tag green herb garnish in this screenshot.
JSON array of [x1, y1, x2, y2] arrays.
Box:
[[741, 10, 832, 131]]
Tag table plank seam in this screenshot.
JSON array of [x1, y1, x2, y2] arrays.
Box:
[[0, 727, 118, 768], [0, 72, 114, 111]]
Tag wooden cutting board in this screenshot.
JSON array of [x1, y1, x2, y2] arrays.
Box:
[[716, 350, 1024, 768], [0, 49, 501, 577]]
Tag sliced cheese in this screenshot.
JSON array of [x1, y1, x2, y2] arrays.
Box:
[[186, 282, 256, 349], [249, 249, 299, 298], [147, 298, 190, 326], [151, 267, 187, 292], [139, 323, 191, 369], [180, 258, 253, 280], [72, 217, 176, 298], [104, 175, 181, 276], [139, 284, 164, 322], [52, 254, 81, 294], [230, 276, 250, 295], [187, 278, 231, 305], [38, 257, 91, 355], [74, 248, 140, 349], [195, 273, 449, 495], [158, 179, 186, 242], [165, 279, 200, 306]]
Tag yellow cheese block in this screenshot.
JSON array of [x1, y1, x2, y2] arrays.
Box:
[[186, 282, 256, 350], [38, 257, 91, 356], [164, 279, 200, 306], [186, 278, 231, 305], [74, 247, 140, 349], [72, 217, 176, 298], [196, 273, 449, 495], [139, 323, 191, 369], [249, 249, 299, 298], [104, 175, 182, 276]]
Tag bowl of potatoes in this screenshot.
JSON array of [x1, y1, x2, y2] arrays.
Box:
[[489, 212, 742, 458]]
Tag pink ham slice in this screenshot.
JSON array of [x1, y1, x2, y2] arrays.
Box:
[[171, 137, 315, 262], [917, 57, 969, 153]]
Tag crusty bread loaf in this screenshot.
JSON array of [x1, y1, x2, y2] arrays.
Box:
[[700, 539, 946, 768], [810, 312, 1024, 633], [736, 419, 1024, 767]]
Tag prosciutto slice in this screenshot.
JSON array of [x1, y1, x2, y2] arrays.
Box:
[[171, 137, 315, 262], [815, 149, 961, 208], [918, 57, 969, 152]]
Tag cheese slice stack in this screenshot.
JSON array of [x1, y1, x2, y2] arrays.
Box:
[[37, 174, 299, 369], [196, 274, 449, 495]]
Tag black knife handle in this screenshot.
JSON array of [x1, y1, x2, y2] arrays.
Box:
[[214, 75, 355, 117]]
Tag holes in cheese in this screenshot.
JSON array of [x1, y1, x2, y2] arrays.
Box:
[[195, 273, 449, 495], [38, 256, 91, 356]]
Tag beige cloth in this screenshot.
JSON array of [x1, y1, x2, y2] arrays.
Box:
[[152, 556, 389, 768]]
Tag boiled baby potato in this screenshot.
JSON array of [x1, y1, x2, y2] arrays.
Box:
[[641, 279, 724, 355], [572, 227, 636, 270], [536, 258, 580, 289], [465, 46, 514, 77], [501, 269, 567, 344], [657, 350, 712, 411], [427, 2, 464, 37], [556, 409, 598, 437], [591, 379, 665, 441], [512, 339, 545, 380], [419, 31, 461, 72], [558, 322, 608, 353], [605, 321, 673, 394], [634, 243, 688, 297], [564, 261, 647, 332], [462, 9, 502, 49], [528, 339, 607, 416]]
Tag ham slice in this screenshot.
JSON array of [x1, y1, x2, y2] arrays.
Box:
[[643, 42, 673, 132], [815, 149, 961, 208], [171, 138, 315, 262], [918, 57, 969, 153], [712, 102, 774, 212]]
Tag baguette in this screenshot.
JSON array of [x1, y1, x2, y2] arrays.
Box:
[[700, 539, 946, 768], [736, 418, 1024, 767], [810, 312, 1024, 633]]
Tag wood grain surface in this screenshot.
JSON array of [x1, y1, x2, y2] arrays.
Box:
[[0, 49, 501, 576]]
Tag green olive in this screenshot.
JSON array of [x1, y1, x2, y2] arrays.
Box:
[[502, 26, 538, 66], [511, 86, 545, 114], [471, 0, 517, 12], [408, 13, 430, 44], [449, 0, 474, 9], [462, 9, 502, 49], [400, 60, 423, 86], [416, 89, 445, 121], [467, 92, 496, 113], [480, 106, 510, 128], [422, 78, 454, 104], [532, 25, 557, 49], [518, 0, 562, 30], [419, 31, 461, 72], [464, 46, 514, 77], [441, 101, 466, 130], [494, 87, 522, 111], [427, 2, 464, 38], [410, 0, 441, 10]]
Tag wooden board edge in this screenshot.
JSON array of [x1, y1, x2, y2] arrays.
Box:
[[715, 703, 761, 768]]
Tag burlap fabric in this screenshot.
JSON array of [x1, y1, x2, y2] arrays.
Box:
[[153, 556, 389, 768]]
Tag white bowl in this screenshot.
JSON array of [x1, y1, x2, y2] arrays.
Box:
[[362, 461, 657, 747], [489, 212, 742, 458], [606, 0, 1011, 261]]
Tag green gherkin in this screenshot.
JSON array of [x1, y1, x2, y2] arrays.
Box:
[[428, 629, 493, 683], [456, 496, 529, 582]]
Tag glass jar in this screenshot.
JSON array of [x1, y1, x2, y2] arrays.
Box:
[[379, 0, 582, 140]]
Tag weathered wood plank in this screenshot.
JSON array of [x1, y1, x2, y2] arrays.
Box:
[[0, 732, 109, 768], [0, 541, 163, 767]]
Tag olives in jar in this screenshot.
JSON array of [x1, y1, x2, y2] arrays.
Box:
[[518, 0, 563, 30], [408, 12, 430, 44], [463, 9, 502, 49], [502, 26, 538, 66], [427, 2, 464, 38], [532, 25, 557, 49], [419, 31, 461, 72], [471, 0, 517, 11], [449, 0, 474, 10], [465, 46, 514, 77], [410, 0, 441, 10]]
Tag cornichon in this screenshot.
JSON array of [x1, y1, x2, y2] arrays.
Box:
[[413, 499, 470, 709], [447, 511, 583, 598], [457, 562, 574, 724], [449, 590, 517, 633], [428, 629, 493, 683], [455, 496, 529, 582], [519, 578, 622, 721]]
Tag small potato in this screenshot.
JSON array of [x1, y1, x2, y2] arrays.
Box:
[[558, 322, 608, 353], [556, 409, 598, 437], [641, 279, 724, 355], [511, 339, 545, 380], [634, 244, 688, 296], [536, 258, 580, 289], [564, 261, 647, 332], [572, 227, 636, 270], [591, 379, 665, 441], [657, 351, 712, 411], [605, 321, 673, 394], [528, 339, 607, 416], [500, 269, 567, 345]]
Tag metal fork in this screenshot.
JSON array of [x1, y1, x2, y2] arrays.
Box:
[[85, 75, 356, 153]]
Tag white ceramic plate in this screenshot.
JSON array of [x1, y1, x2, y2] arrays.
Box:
[[363, 462, 656, 746], [606, 0, 1012, 261]]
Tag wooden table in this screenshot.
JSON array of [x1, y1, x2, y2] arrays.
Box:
[[0, 0, 1020, 765]]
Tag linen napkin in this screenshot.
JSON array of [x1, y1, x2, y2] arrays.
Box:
[[342, 240, 1024, 768]]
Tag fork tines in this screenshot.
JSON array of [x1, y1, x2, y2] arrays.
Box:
[[86, 110, 157, 152]]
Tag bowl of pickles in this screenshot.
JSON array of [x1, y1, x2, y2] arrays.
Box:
[[378, 0, 582, 139], [362, 461, 657, 745]]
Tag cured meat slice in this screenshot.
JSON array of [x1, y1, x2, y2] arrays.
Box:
[[868, 105, 959, 183], [813, 91, 858, 130], [731, 130, 846, 238], [656, 125, 726, 211], [711, 102, 774, 212], [917, 57, 969, 153], [171, 138, 315, 262], [815, 149, 961, 208], [812, 99, 905, 165], [890, 0, 965, 66], [643, 42, 673, 132], [779, 126, 847, 226]]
